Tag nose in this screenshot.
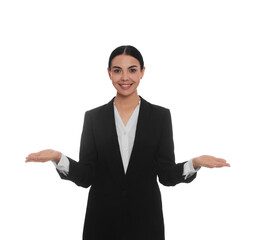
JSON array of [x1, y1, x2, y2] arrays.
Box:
[[121, 71, 128, 81]]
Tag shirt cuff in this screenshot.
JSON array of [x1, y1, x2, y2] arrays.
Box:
[[52, 153, 70, 176], [183, 159, 201, 180]]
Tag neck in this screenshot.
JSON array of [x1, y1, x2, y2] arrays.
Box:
[[114, 92, 140, 108]]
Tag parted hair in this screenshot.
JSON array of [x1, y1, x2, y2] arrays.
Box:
[[108, 45, 144, 71]]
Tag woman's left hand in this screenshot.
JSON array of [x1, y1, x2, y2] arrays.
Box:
[[193, 155, 230, 169]]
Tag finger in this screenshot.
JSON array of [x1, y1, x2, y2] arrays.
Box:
[[25, 159, 35, 163], [214, 157, 227, 162], [25, 158, 37, 163], [25, 157, 36, 162], [214, 160, 230, 168], [25, 157, 45, 163], [26, 155, 41, 161], [215, 158, 228, 163], [31, 152, 41, 156], [26, 155, 36, 160], [27, 153, 40, 158]]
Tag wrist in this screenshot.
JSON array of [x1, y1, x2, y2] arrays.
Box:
[[192, 157, 200, 169], [54, 151, 61, 164]]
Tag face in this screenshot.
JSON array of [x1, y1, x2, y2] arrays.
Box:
[[108, 54, 145, 98]]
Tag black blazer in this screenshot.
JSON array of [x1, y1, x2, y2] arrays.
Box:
[[57, 96, 197, 240]]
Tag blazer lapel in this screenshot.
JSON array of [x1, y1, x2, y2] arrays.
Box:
[[126, 96, 151, 175], [104, 97, 126, 182]]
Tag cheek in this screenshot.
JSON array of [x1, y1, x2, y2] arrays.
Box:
[[112, 78, 120, 86], [132, 75, 141, 83], [110, 75, 118, 83]]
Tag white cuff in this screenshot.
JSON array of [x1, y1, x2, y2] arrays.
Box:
[[183, 159, 201, 180], [52, 153, 70, 176]]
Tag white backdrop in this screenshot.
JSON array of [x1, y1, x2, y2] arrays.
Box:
[[1, 0, 253, 239]]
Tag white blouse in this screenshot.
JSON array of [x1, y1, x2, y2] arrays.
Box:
[[114, 100, 140, 173]]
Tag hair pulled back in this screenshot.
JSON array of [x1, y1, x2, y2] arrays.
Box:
[[108, 45, 144, 70]]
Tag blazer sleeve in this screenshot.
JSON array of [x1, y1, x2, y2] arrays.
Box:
[[156, 109, 197, 186], [56, 111, 97, 188]]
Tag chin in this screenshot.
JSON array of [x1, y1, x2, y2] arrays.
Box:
[[117, 90, 137, 97]]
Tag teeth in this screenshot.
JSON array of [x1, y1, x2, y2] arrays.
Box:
[[121, 84, 131, 87]]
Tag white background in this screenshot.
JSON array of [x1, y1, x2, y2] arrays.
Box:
[[1, 0, 253, 239]]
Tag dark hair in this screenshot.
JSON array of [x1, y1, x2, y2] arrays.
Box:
[[108, 45, 144, 70]]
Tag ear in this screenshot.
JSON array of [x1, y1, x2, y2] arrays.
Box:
[[107, 68, 112, 79], [140, 66, 145, 79]]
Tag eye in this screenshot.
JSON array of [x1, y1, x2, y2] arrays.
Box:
[[130, 68, 137, 73], [113, 69, 121, 73]]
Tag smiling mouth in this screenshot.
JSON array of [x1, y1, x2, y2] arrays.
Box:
[[118, 83, 133, 90], [119, 84, 133, 87]]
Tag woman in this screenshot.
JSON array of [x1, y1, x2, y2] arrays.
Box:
[[26, 45, 230, 240]]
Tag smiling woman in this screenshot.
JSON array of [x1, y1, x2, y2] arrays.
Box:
[[25, 45, 230, 240], [109, 55, 144, 97], [108, 46, 145, 102]]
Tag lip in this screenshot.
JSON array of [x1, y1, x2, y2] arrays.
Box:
[[119, 83, 133, 90]]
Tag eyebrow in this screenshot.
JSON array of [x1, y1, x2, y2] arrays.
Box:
[[112, 65, 138, 69]]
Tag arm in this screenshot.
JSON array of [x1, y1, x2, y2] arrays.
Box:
[[156, 109, 197, 186], [25, 111, 97, 188], [156, 109, 230, 186], [156, 109, 231, 186], [55, 111, 97, 188]]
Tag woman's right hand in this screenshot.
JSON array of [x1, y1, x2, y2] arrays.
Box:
[[25, 149, 61, 164]]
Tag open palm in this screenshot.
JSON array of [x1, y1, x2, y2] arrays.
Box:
[[25, 149, 61, 163]]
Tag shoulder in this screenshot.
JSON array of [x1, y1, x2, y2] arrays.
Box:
[[83, 98, 114, 120], [149, 102, 170, 113], [139, 97, 173, 126], [82, 104, 107, 124], [142, 97, 171, 117], [86, 103, 108, 115]]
